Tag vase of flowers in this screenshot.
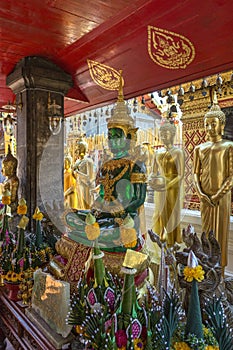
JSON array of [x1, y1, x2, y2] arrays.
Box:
[[4, 280, 21, 301], [67, 246, 233, 350], [0, 198, 54, 303]]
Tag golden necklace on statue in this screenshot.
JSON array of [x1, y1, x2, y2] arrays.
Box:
[[101, 158, 133, 172], [99, 158, 133, 201]]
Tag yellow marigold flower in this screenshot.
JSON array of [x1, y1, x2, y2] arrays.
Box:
[[11, 272, 19, 282], [17, 204, 28, 215], [133, 338, 144, 349], [183, 266, 194, 282], [2, 196, 11, 205], [173, 342, 191, 350], [5, 271, 13, 281], [205, 346, 219, 350], [184, 265, 205, 282], [18, 272, 25, 281]]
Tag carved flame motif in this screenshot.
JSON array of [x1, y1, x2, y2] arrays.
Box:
[[87, 59, 123, 90], [148, 25, 195, 69]]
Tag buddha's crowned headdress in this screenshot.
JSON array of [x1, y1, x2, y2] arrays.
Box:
[[204, 91, 226, 124], [160, 119, 176, 136], [107, 70, 138, 137], [76, 137, 88, 151]]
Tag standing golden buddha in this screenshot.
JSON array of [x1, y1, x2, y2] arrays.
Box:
[[149, 120, 185, 247], [1, 145, 19, 213], [73, 138, 95, 209], [64, 154, 77, 209], [193, 94, 233, 269]]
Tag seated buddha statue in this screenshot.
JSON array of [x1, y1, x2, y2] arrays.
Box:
[[63, 76, 147, 254], [1, 145, 19, 213]]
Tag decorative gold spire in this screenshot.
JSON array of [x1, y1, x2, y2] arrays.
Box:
[[117, 70, 124, 102], [107, 70, 137, 137], [212, 90, 218, 105]]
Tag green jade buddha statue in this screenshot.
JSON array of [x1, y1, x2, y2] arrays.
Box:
[[64, 74, 147, 253]]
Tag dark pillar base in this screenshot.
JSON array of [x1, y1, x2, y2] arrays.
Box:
[[0, 326, 6, 350]]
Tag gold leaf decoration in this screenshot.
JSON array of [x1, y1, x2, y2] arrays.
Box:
[[87, 59, 123, 90], [148, 25, 195, 69]]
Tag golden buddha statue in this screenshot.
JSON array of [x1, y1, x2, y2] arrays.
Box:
[[1, 145, 19, 213], [149, 119, 185, 246], [64, 154, 77, 209], [73, 138, 95, 209], [193, 93, 233, 269]]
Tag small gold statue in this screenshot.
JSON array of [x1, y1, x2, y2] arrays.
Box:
[[73, 138, 95, 209], [64, 154, 77, 209], [1, 145, 19, 213], [193, 93, 233, 270]]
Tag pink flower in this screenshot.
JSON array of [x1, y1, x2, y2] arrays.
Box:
[[115, 329, 127, 348]]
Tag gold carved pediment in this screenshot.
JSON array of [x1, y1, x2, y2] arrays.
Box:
[[147, 25, 195, 69]]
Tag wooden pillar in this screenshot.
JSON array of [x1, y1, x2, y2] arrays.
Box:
[[6, 56, 73, 232]]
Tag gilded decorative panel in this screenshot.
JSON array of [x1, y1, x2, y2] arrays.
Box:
[[182, 116, 207, 211]]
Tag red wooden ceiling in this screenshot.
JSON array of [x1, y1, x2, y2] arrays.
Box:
[[0, 0, 233, 116]]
